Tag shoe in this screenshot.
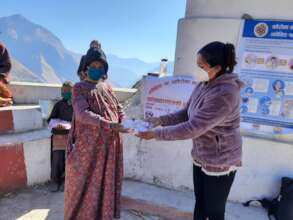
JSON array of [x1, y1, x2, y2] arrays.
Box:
[[49, 183, 60, 192], [59, 183, 64, 192]]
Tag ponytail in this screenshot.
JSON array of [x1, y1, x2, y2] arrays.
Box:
[[225, 43, 237, 73], [198, 41, 237, 75]]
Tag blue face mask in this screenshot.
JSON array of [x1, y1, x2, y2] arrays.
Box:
[[87, 67, 106, 81]]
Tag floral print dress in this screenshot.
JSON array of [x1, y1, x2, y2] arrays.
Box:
[[64, 81, 125, 220]]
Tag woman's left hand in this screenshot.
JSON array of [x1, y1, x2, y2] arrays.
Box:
[[136, 130, 156, 140]]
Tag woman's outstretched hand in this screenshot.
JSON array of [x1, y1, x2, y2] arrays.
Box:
[[135, 130, 156, 140], [110, 123, 133, 133], [145, 117, 162, 128]]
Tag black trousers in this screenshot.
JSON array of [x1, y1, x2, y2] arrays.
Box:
[[51, 150, 65, 185], [193, 165, 236, 220]]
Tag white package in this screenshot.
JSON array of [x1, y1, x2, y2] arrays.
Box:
[[48, 119, 71, 130], [122, 119, 151, 133]]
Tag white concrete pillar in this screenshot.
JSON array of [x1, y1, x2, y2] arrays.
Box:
[[174, 0, 293, 78], [186, 0, 293, 19]]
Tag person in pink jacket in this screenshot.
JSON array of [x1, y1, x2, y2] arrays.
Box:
[[137, 41, 244, 220]]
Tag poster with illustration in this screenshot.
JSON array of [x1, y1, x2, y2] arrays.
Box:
[[236, 19, 293, 136], [142, 76, 196, 118]]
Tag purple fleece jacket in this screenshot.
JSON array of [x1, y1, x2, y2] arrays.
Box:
[[155, 73, 244, 172]]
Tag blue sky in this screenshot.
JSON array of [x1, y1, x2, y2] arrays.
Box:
[[0, 0, 185, 62]]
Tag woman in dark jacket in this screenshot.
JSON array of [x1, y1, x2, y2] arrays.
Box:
[[137, 42, 244, 220]]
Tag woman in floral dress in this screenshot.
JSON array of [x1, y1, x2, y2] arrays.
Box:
[[64, 47, 130, 220]]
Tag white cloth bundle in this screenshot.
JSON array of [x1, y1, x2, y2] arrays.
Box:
[[48, 119, 71, 130], [122, 119, 151, 133]]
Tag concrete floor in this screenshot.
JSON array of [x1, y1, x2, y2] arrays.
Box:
[[0, 180, 267, 220], [0, 185, 160, 220], [122, 180, 267, 220]]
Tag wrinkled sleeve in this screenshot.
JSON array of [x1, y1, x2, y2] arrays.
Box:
[[73, 84, 112, 129], [159, 107, 189, 127], [107, 82, 125, 123], [155, 91, 234, 141]]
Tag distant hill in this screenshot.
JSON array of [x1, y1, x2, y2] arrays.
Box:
[[10, 58, 42, 82], [0, 14, 174, 87], [0, 14, 79, 83], [108, 54, 162, 87]]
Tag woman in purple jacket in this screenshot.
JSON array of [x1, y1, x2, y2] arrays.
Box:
[[137, 41, 244, 220]]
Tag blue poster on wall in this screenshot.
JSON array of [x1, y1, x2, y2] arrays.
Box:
[[236, 19, 293, 137]]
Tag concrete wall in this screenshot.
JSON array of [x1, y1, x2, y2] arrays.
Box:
[[0, 129, 51, 193], [24, 138, 51, 186], [123, 135, 193, 190], [0, 105, 43, 134], [10, 82, 61, 104], [123, 133, 293, 202], [174, 18, 241, 79], [231, 137, 293, 202], [9, 81, 137, 104]]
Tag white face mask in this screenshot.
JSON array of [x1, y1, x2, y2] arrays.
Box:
[[195, 66, 210, 82]]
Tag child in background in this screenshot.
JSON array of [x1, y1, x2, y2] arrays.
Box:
[[47, 81, 74, 192]]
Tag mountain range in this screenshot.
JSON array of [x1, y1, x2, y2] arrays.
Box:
[[0, 14, 174, 87]]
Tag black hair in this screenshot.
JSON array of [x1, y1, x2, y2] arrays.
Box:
[[0, 73, 5, 80], [62, 81, 74, 87], [90, 40, 101, 48], [198, 41, 237, 75]]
